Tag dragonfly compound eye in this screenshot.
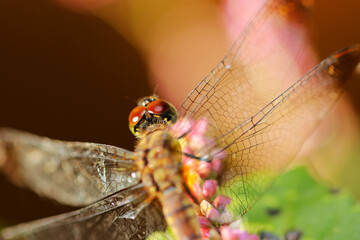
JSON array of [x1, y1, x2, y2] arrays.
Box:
[[128, 98, 177, 137], [137, 96, 158, 107], [128, 106, 146, 136], [147, 99, 177, 124]]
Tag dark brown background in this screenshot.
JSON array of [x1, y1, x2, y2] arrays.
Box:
[[0, 0, 360, 226], [0, 0, 150, 224]]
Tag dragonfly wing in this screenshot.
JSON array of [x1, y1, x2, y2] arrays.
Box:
[[175, 0, 360, 218], [217, 45, 360, 217], [0, 128, 140, 206], [177, 0, 313, 137], [1, 184, 167, 240]]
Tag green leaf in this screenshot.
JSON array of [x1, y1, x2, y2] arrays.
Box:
[[244, 167, 360, 239]]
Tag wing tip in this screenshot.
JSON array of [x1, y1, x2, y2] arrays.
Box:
[[327, 44, 360, 86]]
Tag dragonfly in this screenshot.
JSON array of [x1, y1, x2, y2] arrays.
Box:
[[1, 0, 359, 239]]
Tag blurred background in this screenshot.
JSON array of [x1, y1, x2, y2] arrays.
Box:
[[0, 0, 360, 228]]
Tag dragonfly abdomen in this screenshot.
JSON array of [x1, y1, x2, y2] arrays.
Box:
[[161, 190, 201, 240], [136, 130, 201, 240]]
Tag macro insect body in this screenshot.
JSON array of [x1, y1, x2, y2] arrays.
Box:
[[1, 0, 360, 239]]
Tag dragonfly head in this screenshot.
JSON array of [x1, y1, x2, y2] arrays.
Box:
[[128, 96, 177, 138]]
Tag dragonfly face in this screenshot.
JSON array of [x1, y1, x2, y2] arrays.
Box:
[[0, 0, 360, 239], [128, 96, 177, 138]]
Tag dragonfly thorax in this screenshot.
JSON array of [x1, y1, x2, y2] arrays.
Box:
[[128, 96, 177, 138]]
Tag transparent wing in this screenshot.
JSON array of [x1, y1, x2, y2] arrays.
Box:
[[176, 0, 360, 218], [0, 184, 167, 240], [0, 128, 140, 206], [177, 0, 312, 135], [219, 46, 360, 217]]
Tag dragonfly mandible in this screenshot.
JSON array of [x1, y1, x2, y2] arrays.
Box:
[[0, 0, 360, 239]]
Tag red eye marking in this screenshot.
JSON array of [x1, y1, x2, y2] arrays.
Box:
[[128, 106, 146, 127], [147, 99, 170, 114]]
